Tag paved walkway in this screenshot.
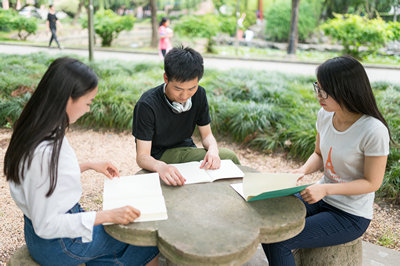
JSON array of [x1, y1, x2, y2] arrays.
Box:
[[1, 43, 400, 84]]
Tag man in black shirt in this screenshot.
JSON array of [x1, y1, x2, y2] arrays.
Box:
[[47, 5, 62, 49], [132, 47, 240, 186]]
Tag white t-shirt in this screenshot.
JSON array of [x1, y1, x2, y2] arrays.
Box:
[[9, 137, 96, 242], [316, 108, 389, 219]]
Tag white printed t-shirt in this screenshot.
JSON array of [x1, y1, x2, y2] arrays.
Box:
[[9, 137, 96, 242], [316, 108, 389, 219]]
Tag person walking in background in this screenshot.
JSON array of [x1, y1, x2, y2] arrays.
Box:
[[262, 55, 391, 265], [4, 57, 159, 265], [159, 17, 173, 58], [47, 5, 62, 49]]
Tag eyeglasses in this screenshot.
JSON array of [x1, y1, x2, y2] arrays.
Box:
[[312, 82, 328, 99]]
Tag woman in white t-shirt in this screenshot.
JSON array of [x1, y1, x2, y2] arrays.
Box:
[[4, 57, 159, 265], [262, 55, 391, 265]]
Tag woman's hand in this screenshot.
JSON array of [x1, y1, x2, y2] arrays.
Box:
[[95, 206, 141, 225], [291, 168, 306, 181], [300, 184, 327, 204], [90, 161, 120, 179]]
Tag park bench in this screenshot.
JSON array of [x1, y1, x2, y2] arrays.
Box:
[[294, 237, 362, 266]]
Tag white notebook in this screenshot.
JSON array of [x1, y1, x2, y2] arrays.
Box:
[[171, 159, 244, 184], [103, 173, 168, 223]]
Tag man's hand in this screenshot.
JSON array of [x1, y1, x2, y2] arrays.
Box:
[[157, 164, 186, 186], [200, 150, 221, 170], [300, 184, 327, 204]]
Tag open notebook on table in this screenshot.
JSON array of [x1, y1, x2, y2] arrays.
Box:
[[231, 172, 313, 201], [170, 159, 244, 184], [103, 173, 168, 223]]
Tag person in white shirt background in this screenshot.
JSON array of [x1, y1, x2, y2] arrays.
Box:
[[262, 55, 392, 266], [4, 57, 159, 265]]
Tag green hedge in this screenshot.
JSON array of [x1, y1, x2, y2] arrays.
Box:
[[0, 53, 399, 202], [320, 14, 400, 59], [0, 9, 38, 40], [81, 9, 135, 47]]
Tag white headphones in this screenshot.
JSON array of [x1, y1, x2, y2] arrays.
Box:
[[163, 83, 192, 114]]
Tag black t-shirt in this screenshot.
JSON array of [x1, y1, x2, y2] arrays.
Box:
[[47, 13, 57, 30], [132, 84, 211, 159]]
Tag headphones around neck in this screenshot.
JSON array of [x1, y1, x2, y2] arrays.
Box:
[[163, 83, 192, 114]]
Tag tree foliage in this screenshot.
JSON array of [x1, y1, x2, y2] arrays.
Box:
[[0, 9, 38, 40], [82, 9, 134, 47], [173, 15, 221, 52], [322, 0, 396, 19], [321, 14, 399, 58], [265, 0, 323, 42]]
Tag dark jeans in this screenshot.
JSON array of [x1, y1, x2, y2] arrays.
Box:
[[49, 28, 60, 48], [262, 194, 370, 266], [24, 203, 159, 266]]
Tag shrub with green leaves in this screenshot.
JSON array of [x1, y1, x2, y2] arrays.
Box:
[[82, 9, 135, 47], [173, 15, 220, 52], [320, 14, 398, 59], [11, 15, 38, 40], [0, 9, 14, 32], [0, 9, 38, 40], [265, 0, 323, 42]]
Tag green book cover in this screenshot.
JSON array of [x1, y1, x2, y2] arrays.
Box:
[[247, 183, 311, 201], [230, 172, 313, 201]]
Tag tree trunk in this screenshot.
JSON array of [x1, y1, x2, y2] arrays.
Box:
[[2, 0, 9, 10], [150, 0, 158, 48], [287, 0, 300, 55], [73, 0, 85, 25]]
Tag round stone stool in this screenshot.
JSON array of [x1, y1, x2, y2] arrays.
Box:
[[294, 238, 362, 266]]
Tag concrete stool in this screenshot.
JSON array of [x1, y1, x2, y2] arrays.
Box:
[[294, 238, 362, 266], [7, 245, 85, 266], [7, 245, 38, 266]]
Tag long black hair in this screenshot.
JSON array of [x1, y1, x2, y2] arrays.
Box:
[[317, 55, 392, 140], [159, 17, 169, 26], [4, 57, 98, 197]]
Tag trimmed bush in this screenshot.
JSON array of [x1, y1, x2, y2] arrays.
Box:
[[11, 15, 38, 40], [320, 14, 399, 59], [82, 9, 135, 47], [0, 9, 38, 40]]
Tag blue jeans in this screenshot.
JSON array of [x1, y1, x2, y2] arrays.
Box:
[[24, 203, 159, 266], [262, 194, 370, 266]]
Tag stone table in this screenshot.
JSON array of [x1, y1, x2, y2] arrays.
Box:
[[105, 166, 306, 265]]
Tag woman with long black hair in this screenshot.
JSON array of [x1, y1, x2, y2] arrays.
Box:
[[4, 57, 159, 265], [262, 55, 391, 265]]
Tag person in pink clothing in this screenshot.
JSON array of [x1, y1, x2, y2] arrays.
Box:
[[159, 17, 173, 58]]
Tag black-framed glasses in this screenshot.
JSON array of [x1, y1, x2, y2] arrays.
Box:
[[313, 82, 328, 99]]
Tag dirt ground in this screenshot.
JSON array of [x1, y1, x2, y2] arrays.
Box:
[[0, 127, 399, 264]]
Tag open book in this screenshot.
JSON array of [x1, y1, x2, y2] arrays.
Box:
[[231, 172, 313, 201], [103, 173, 168, 223], [170, 159, 244, 184]]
